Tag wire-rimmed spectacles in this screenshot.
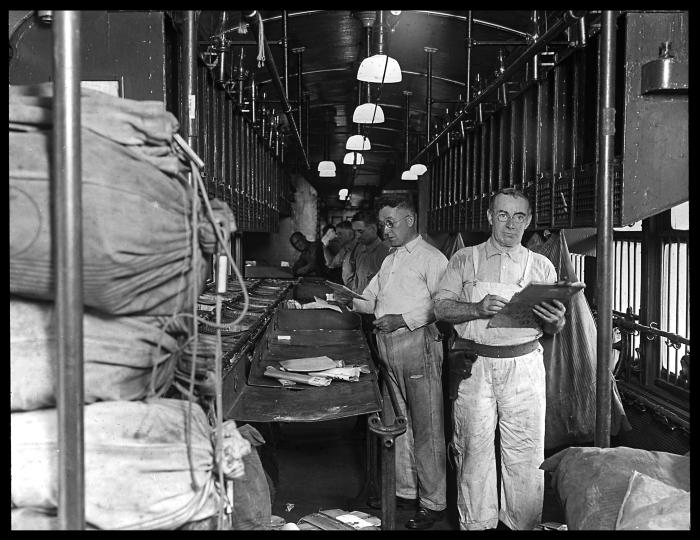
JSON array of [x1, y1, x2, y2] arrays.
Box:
[[494, 211, 527, 224], [378, 215, 411, 229]]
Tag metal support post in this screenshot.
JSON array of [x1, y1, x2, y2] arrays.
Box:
[[282, 10, 289, 97], [403, 91, 411, 168], [594, 10, 617, 448], [53, 10, 85, 530], [183, 11, 198, 156], [425, 47, 437, 141]]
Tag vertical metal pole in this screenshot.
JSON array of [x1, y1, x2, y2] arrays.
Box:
[[53, 10, 85, 530], [305, 92, 310, 156], [293, 47, 305, 145], [403, 91, 411, 168], [282, 10, 289, 97], [595, 10, 617, 449], [465, 11, 473, 102], [184, 11, 198, 157], [425, 47, 437, 141]]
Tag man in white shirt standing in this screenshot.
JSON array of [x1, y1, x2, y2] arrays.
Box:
[[334, 195, 448, 530], [434, 187, 566, 531]]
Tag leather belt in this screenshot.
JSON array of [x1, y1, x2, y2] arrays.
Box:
[[452, 338, 540, 359]]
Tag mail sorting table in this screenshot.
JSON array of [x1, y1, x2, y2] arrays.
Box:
[[222, 305, 407, 530]]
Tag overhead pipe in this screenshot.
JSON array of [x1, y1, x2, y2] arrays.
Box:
[[292, 46, 305, 141], [53, 10, 85, 530], [183, 11, 198, 155], [244, 11, 309, 169], [376, 10, 386, 54], [216, 11, 228, 85], [465, 11, 473, 103], [411, 10, 587, 165], [403, 91, 411, 168], [425, 47, 437, 142], [595, 10, 617, 449], [282, 10, 289, 96]]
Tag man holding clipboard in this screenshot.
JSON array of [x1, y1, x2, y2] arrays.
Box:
[[434, 187, 567, 531]]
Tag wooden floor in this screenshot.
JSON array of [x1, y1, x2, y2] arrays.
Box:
[[268, 417, 566, 530]]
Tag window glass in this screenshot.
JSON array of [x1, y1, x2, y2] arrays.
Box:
[[671, 201, 689, 231]]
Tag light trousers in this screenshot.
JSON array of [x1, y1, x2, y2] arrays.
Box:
[[376, 324, 446, 511], [452, 348, 546, 530]]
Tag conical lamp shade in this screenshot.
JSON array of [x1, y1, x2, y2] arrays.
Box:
[[343, 152, 365, 165], [357, 54, 402, 83], [353, 103, 384, 124], [317, 160, 336, 172], [410, 163, 427, 176], [346, 134, 371, 151], [401, 170, 418, 180], [319, 170, 336, 177]]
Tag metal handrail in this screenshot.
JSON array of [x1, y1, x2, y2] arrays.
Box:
[[244, 11, 310, 170], [410, 10, 587, 165]]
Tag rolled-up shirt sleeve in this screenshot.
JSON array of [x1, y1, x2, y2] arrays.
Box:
[[435, 249, 471, 302], [401, 252, 447, 331]]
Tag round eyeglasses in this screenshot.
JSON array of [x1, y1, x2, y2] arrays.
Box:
[[378, 215, 411, 229], [494, 211, 527, 224]]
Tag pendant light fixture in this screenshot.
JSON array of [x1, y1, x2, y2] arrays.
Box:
[[357, 11, 402, 83], [346, 134, 371, 151], [353, 103, 384, 124], [318, 110, 336, 175], [352, 13, 384, 125], [338, 188, 350, 200], [401, 170, 418, 180], [410, 163, 427, 176], [343, 152, 364, 165]]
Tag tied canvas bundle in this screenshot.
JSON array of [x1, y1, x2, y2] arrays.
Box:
[[10, 297, 186, 411], [8, 84, 225, 316], [11, 398, 222, 530]]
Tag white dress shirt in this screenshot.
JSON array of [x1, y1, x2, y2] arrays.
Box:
[[352, 235, 448, 331]]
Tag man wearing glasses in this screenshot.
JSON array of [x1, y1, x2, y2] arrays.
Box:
[[334, 195, 448, 530], [434, 187, 566, 531]]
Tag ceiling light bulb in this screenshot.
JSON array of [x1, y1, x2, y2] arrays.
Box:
[[319, 170, 336, 177], [343, 152, 365, 165], [353, 103, 384, 124], [401, 170, 418, 180], [390, 11, 402, 16], [317, 160, 336, 172], [357, 54, 402, 83], [410, 163, 427, 176], [338, 188, 349, 199], [346, 134, 372, 151]]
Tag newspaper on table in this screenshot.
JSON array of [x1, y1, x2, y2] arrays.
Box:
[[487, 281, 585, 329]]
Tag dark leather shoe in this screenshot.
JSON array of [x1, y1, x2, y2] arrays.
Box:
[[405, 507, 444, 530], [366, 495, 417, 510]]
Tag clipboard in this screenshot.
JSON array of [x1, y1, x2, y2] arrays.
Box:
[[487, 281, 585, 329], [324, 280, 368, 301]]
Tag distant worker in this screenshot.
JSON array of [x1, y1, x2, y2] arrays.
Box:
[[321, 224, 340, 267], [289, 231, 325, 277], [347, 211, 390, 294], [434, 187, 566, 531], [326, 221, 356, 284], [334, 195, 448, 530]]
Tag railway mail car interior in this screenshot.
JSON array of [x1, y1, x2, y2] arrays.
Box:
[[9, 10, 689, 531]]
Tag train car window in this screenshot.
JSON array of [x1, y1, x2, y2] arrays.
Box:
[[670, 202, 688, 231]]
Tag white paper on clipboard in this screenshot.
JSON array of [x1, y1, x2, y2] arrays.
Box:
[[487, 281, 585, 329], [324, 280, 368, 300]]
